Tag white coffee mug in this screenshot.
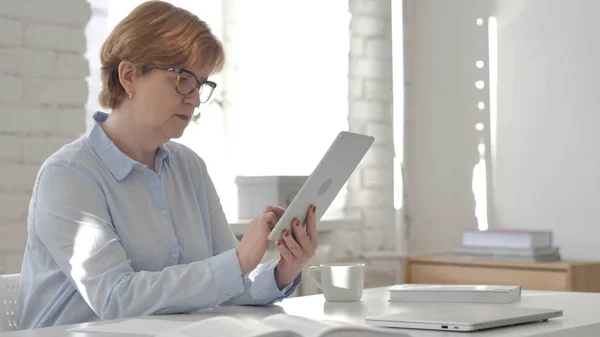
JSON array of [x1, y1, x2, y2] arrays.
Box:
[[307, 263, 365, 302]]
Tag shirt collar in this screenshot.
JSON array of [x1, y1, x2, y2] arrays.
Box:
[[87, 111, 170, 181]]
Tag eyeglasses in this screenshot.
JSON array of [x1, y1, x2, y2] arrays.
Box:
[[158, 67, 217, 103]]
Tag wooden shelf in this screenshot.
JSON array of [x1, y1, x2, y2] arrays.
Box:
[[404, 253, 600, 292]]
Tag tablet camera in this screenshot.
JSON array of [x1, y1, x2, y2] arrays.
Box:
[[318, 178, 332, 196]]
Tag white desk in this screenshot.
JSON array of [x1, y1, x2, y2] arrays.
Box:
[[276, 288, 600, 336], [2, 287, 600, 336]]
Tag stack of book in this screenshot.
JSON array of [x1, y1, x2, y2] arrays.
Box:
[[453, 228, 560, 262], [387, 284, 521, 303]]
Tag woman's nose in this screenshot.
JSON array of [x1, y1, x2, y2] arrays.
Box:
[[183, 90, 201, 108]]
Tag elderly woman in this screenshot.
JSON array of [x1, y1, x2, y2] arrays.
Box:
[[17, 1, 318, 329]]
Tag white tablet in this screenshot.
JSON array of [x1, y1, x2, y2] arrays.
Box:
[[268, 131, 374, 241]]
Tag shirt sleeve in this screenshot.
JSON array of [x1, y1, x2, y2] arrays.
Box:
[[202, 162, 302, 305], [32, 163, 248, 320]]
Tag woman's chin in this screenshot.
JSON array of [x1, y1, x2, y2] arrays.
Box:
[[171, 128, 186, 139], [161, 127, 186, 141]]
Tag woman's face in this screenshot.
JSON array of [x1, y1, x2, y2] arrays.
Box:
[[131, 60, 211, 141]]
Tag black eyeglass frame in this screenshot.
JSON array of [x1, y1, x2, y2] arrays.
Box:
[[156, 67, 217, 102]]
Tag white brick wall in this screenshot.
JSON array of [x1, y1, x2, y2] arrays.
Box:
[[0, 18, 23, 46], [0, 75, 21, 103], [342, 0, 397, 286], [0, 48, 57, 76], [0, 0, 90, 274]]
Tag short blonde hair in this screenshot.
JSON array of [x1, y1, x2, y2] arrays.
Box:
[[99, 0, 225, 109]]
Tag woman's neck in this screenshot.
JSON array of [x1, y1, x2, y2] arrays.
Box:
[[100, 110, 161, 171]]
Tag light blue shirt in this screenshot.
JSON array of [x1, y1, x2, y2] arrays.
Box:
[[17, 111, 300, 329]]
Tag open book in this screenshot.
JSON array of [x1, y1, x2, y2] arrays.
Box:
[[155, 313, 409, 337]]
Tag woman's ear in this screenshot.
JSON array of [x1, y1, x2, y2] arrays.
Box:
[[118, 60, 136, 96]]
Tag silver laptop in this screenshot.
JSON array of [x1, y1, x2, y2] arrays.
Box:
[[365, 305, 563, 332]]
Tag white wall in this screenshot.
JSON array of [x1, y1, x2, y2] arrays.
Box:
[[402, 0, 600, 261], [492, 0, 600, 260], [0, 0, 90, 274], [403, 0, 492, 254]]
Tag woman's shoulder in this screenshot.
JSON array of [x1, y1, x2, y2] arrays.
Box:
[[37, 135, 102, 181]]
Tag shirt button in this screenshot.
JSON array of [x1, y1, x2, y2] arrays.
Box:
[[161, 209, 167, 215], [171, 252, 178, 258]]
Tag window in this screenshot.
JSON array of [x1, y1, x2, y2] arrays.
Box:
[[85, 0, 109, 126], [219, 0, 350, 219]]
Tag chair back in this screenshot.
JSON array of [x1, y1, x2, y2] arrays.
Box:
[[0, 274, 19, 332]]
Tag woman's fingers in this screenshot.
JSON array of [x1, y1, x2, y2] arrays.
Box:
[[263, 204, 285, 220], [282, 229, 303, 259], [276, 240, 293, 260], [306, 205, 318, 247], [259, 211, 278, 230], [291, 218, 313, 257]]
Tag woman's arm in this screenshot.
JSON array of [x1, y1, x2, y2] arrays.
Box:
[[33, 163, 248, 320], [201, 164, 302, 305]]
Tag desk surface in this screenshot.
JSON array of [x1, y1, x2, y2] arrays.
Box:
[[3, 287, 600, 337]]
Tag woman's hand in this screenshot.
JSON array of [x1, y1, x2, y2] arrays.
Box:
[[236, 205, 285, 274], [275, 205, 319, 289]]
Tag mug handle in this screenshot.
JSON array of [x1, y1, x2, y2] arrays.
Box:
[[307, 266, 323, 290]]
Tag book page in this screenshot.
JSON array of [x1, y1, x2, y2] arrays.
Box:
[[263, 314, 342, 337], [262, 314, 404, 337], [156, 316, 300, 337], [67, 318, 189, 335]]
